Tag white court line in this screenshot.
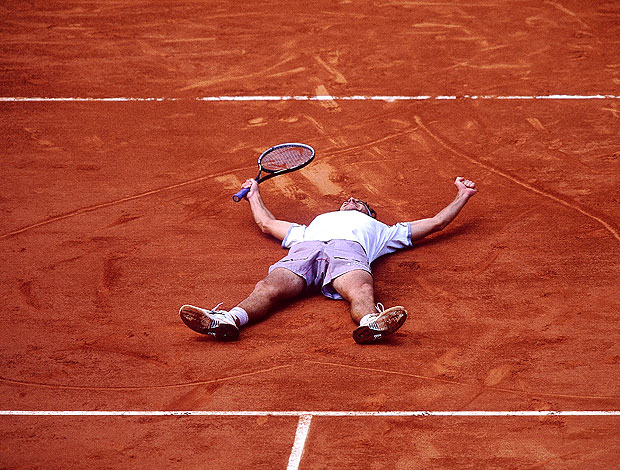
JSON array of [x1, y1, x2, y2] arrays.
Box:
[[4, 411, 617, 470], [1, 410, 619, 416], [1, 94, 620, 102], [287, 414, 313, 470]]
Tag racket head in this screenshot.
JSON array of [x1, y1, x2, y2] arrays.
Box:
[[232, 143, 315, 202], [258, 143, 315, 174]]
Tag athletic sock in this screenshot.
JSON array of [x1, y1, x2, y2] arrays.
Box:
[[229, 306, 249, 327], [359, 313, 378, 327]]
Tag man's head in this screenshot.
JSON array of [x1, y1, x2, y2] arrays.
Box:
[[339, 197, 377, 218]]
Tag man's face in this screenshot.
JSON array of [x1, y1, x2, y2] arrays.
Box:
[[340, 197, 372, 216]]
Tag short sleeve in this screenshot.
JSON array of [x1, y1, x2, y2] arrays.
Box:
[[375, 222, 412, 258], [281, 223, 307, 248]]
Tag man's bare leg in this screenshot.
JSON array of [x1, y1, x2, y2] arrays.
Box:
[[237, 268, 306, 323], [180, 268, 305, 340], [331, 270, 376, 324], [331, 269, 407, 344]]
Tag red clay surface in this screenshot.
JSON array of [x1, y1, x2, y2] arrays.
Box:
[[1, 1, 619, 469]]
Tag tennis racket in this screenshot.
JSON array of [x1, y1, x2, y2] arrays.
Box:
[[232, 143, 315, 202]]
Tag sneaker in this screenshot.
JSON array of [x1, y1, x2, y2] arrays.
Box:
[[179, 304, 239, 341], [353, 304, 407, 344]]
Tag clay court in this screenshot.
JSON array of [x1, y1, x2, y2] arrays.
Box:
[[1, 0, 619, 468]]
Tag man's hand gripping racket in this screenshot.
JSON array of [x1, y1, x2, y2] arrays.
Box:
[[232, 143, 315, 202]]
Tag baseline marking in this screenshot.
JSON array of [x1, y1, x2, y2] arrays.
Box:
[[1, 410, 619, 416], [1, 95, 620, 102], [4, 410, 617, 469]]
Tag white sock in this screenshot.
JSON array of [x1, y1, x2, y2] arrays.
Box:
[[359, 313, 377, 327], [229, 306, 249, 327]]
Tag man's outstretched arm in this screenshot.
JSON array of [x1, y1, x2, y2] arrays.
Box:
[[243, 179, 293, 241], [408, 177, 477, 243]]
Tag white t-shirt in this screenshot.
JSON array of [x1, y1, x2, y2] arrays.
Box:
[[282, 210, 412, 263]]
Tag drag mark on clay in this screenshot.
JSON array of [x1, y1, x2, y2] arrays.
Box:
[[524, 451, 585, 469], [450, 62, 529, 70], [414, 116, 620, 242], [526, 117, 546, 131], [303, 114, 326, 134], [314, 85, 341, 112], [300, 114, 342, 150], [0, 165, 256, 239], [308, 360, 620, 400], [177, 54, 301, 92], [544, 0, 590, 29], [270, 176, 313, 204], [347, 158, 402, 166], [300, 161, 344, 196], [0, 364, 293, 391], [324, 126, 419, 157], [375, 2, 502, 7], [601, 105, 619, 118], [308, 359, 475, 387], [410, 22, 473, 32], [266, 67, 307, 79], [473, 249, 500, 275], [18, 280, 42, 310], [314, 55, 347, 84]]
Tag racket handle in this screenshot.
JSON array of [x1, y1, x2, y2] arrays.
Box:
[[233, 187, 250, 202]]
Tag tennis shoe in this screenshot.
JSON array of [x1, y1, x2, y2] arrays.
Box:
[[353, 305, 407, 344], [179, 304, 239, 341]]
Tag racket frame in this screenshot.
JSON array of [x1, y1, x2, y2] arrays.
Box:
[[232, 142, 315, 202]]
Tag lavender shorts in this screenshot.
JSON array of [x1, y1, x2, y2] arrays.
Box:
[[268, 240, 371, 300]]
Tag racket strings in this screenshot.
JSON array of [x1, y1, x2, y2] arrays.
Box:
[[261, 146, 313, 171]]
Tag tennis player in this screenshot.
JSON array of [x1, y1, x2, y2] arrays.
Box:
[[180, 176, 477, 344]]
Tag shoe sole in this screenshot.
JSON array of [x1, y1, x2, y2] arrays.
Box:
[[353, 307, 407, 344], [179, 305, 239, 341]]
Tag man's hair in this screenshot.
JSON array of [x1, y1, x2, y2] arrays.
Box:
[[359, 199, 377, 218]]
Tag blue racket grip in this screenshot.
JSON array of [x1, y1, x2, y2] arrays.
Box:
[[233, 187, 250, 202]]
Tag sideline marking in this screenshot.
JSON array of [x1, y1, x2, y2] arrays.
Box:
[[1, 95, 620, 102], [287, 414, 312, 470], [1, 410, 619, 416]]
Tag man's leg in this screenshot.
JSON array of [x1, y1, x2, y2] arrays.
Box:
[[180, 268, 305, 340], [237, 268, 306, 323], [331, 269, 376, 324], [331, 269, 407, 344]]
